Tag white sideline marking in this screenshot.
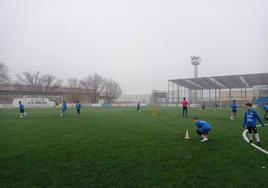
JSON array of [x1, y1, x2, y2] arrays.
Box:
[[242, 124, 268, 155]]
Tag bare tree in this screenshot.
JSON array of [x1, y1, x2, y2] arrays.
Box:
[[16, 71, 43, 93], [67, 78, 81, 102], [0, 63, 10, 83], [67, 78, 80, 88], [102, 79, 122, 103], [80, 76, 92, 103], [41, 74, 62, 94], [81, 73, 105, 103]]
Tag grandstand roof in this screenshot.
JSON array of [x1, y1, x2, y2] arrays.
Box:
[[169, 73, 268, 90]]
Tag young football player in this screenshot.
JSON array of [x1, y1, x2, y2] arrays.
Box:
[[18, 101, 27, 118], [230, 100, 238, 120], [264, 102, 268, 121], [60, 101, 67, 117], [243, 102, 265, 146], [201, 103, 205, 110], [137, 101, 141, 112], [193, 117, 212, 142], [75, 101, 81, 116], [181, 97, 189, 117]]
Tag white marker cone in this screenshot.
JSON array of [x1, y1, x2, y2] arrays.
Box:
[[184, 129, 190, 139]]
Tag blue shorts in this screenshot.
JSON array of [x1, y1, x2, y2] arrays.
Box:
[[232, 110, 237, 113], [201, 128, 211, 134], [246, 124, 256, 128], [20, 109, 24, 113]]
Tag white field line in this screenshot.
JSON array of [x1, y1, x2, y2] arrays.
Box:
[[242, 124, 268, 155]]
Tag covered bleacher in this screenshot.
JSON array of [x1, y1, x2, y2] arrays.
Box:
[[168, 73, 268, 107]]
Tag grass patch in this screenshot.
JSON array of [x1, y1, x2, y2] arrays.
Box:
[[0, 107, 268, 187]]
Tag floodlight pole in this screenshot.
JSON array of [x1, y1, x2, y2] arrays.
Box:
[[191, 56, 201, 78], [190, 56, 201, 102]]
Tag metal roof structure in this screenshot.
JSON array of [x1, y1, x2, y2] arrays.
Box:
[[169, 73, 268, 90]]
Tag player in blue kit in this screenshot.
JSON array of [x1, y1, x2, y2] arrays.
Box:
[[75, 101, 81, 116], [264, 102, 268, 121], [193, 117, 212, 142], [243, 102, 265, 146], [60, 101, 67, 117], [230, 100, 238, 120], [18, 101, 27, 118]]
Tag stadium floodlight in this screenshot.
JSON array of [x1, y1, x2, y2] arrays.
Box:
[[190, 56, 201, 78]]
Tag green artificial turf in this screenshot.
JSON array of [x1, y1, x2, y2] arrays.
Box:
[[0, 107, 268, 188]]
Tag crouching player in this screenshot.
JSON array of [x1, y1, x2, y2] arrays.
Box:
[[243, 102, 264, 146], [60, 101, 67, 117], [19, 101, 27, 118], [193, 117, 212, 142]]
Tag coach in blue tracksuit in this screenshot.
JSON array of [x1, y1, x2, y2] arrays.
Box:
[[193, 117, 212, 142], [243, 102, 264, 146]]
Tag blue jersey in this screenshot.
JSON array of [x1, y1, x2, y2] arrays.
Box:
[[62, 103, 67, 111], [231, 102, 238, 111], [265, 105, 268, 111], [75, 103, 81, 110], [195, 120, 212, 131], [243, 109, 264, 128], [19, 103, 24, 111]]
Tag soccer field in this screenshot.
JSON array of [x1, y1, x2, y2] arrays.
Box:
[[0, 107, 268, 188]]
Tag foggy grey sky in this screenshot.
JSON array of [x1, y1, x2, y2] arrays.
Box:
[[0, 0, 268, 94]]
